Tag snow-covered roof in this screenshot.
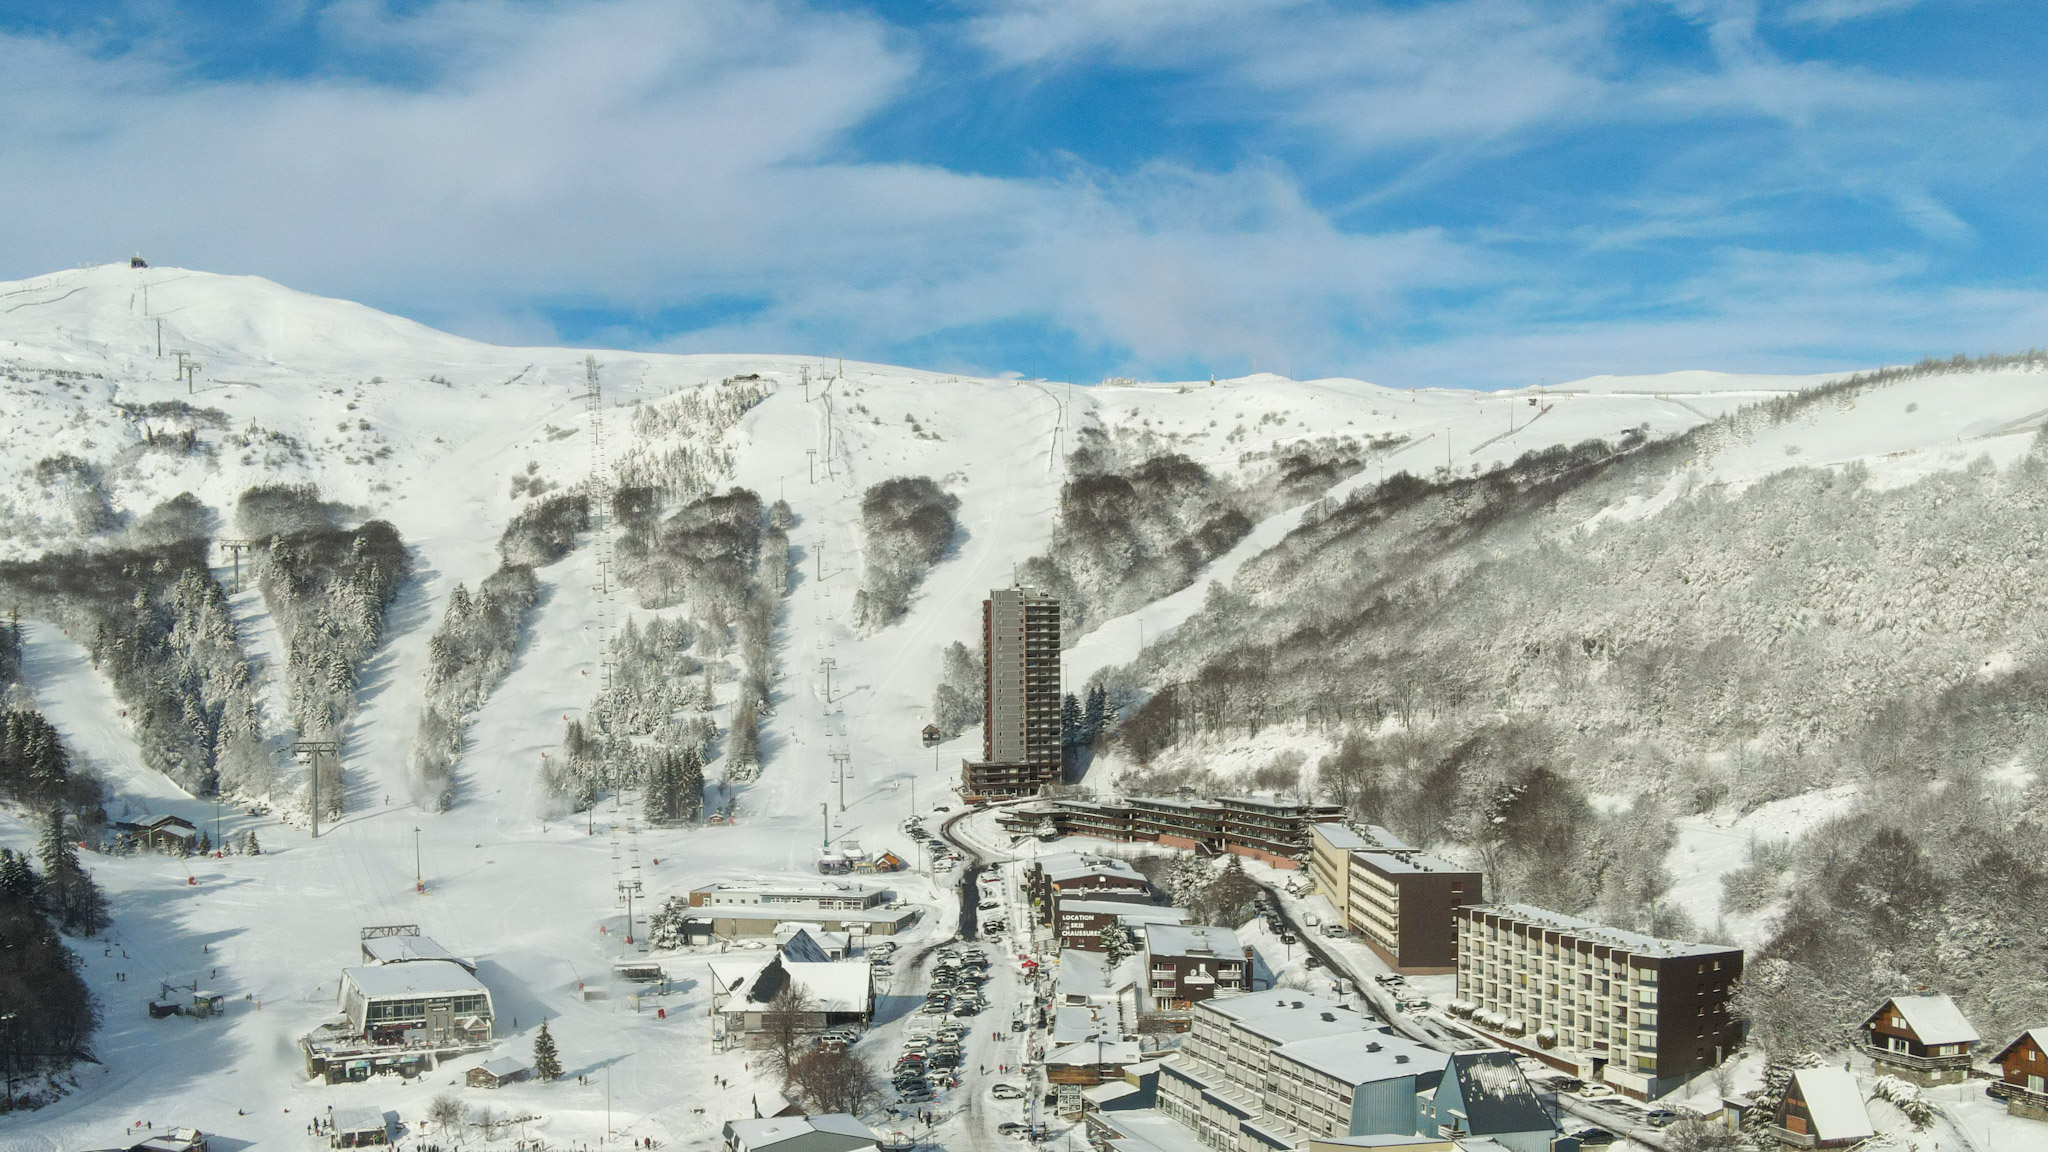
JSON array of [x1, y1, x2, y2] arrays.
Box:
[[709, 957, 873, 1014], [692, 880, 888, 901], [1879, 993, 1980, 1046], [1057, 948, 1139, 1000], [477, 1057, 530, 1078], [1310, 823, 1376, 851], [1274, 1031, 1445, 1086], [1057, 899, 1187, 920], [332, 1108, 387, 1134], [1053, 1004, 1114, 1046], [1201, 988, 1350, 1024], [1082, 1079, 1140, 1105], [1144, 923, 1243, 960], [1790, 1068, 1874, 1141], [1475, 904, 1736, 960], [1044, 858, 1146, 885], [342, 960, 489, 1000], [1353, 849, 1468, 876], [1047, 1039, 1140, 1068], [726, 1114, 879, 1152], [363, 934, 466, 967]]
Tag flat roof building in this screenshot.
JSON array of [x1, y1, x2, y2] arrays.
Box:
[[1453, 904, 1741, 1100], [964, 587, 1062, 800], [339, 961, 493, 1047], [1311, 825, 1481, 974]]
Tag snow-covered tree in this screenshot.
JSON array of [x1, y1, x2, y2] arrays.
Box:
[[532, 1019, 562, 1081], [39, 808, 108, 935]]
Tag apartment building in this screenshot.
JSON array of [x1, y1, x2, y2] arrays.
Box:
[[1453, 904, 1743, 1100], [962, 587, 1062, 799], [1157, 990, 1451, 1151], [1143, 924, 1252, 1011], [1308, 824, 1482, 974], [998, 795, 1344, 869]]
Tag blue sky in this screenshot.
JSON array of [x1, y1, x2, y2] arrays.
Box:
[[0, 0, 2041, 387]]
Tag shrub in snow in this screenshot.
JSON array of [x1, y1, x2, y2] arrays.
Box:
[[849, 476, 958, 633], [497, 492, 590, 568]]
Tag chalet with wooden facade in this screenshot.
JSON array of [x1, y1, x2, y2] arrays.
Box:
[[1028, 852, 1152, 925], [1766, 1067, 1874, 1150], [1143, 923, 1252, 1012], [1991, 1028, 2048, 1122], [1861, 993, 1979, 1086]]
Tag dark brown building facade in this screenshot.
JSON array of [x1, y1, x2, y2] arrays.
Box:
[[1454, 904, 1743, 1100], [962, 587, 1061, 800]]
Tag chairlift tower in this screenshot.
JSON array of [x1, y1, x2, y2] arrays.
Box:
[[585, 356, 618, 693], [291, 739, 341, 837]]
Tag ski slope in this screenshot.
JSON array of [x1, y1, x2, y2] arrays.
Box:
[[0, 262, 2040, 1149]]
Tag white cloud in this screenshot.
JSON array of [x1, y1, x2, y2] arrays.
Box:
[[1779, 0, 1929, 25], [0, 0, 2033, 387]]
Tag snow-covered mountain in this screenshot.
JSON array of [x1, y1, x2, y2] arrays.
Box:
[[0, 262, 2042, 1147]]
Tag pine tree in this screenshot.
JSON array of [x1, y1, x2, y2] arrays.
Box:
[[532, 1019, 562, 1081], [196, 831, 213, 856], [1084, 685, 1107, 742], [1166, 855, 1212, 913], [39, 808, 109, 935], [1060, 693, 1082, 747], [243, 829, 261, 855], [677, 746, 705, 822], [0, 847, 41, 903], [642, 753, 677, 825]]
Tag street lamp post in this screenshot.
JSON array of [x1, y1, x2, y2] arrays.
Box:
[[414, 826, 423, 894], [1, 1011, 16, 1111]]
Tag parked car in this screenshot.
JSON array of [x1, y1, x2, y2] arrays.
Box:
[[1572, 1128, 1617, 1147], [1575, 1084, 1616, 1099], [1643, 1110, 1682, 1128], [996, 1123, 1031, 1139], [1304, 955, 1323, 968], [1280, 933, 1298, 945], [991, 1083, 1025, 1100]]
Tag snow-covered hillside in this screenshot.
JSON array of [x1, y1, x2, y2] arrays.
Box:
[[0, 262, 2038, 1149]]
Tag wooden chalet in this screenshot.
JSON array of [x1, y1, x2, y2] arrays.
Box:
[[1767, 1067, 1874, 1151], [1992, 1028, 2048, 1122], [466, 1057, 532, 1088], [116, 815, 200, 855], [1862, 993, 1979, 1086]]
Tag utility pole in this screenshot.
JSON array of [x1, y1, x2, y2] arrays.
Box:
[[414, 826, 423, 894], [807, 448, 816, 484], [815, 542, 823, 582], [155, 318, 162, 358], [0, 1010, 14, 1110], [801, 364, 810, 402], [173, 350, 188, 383]]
